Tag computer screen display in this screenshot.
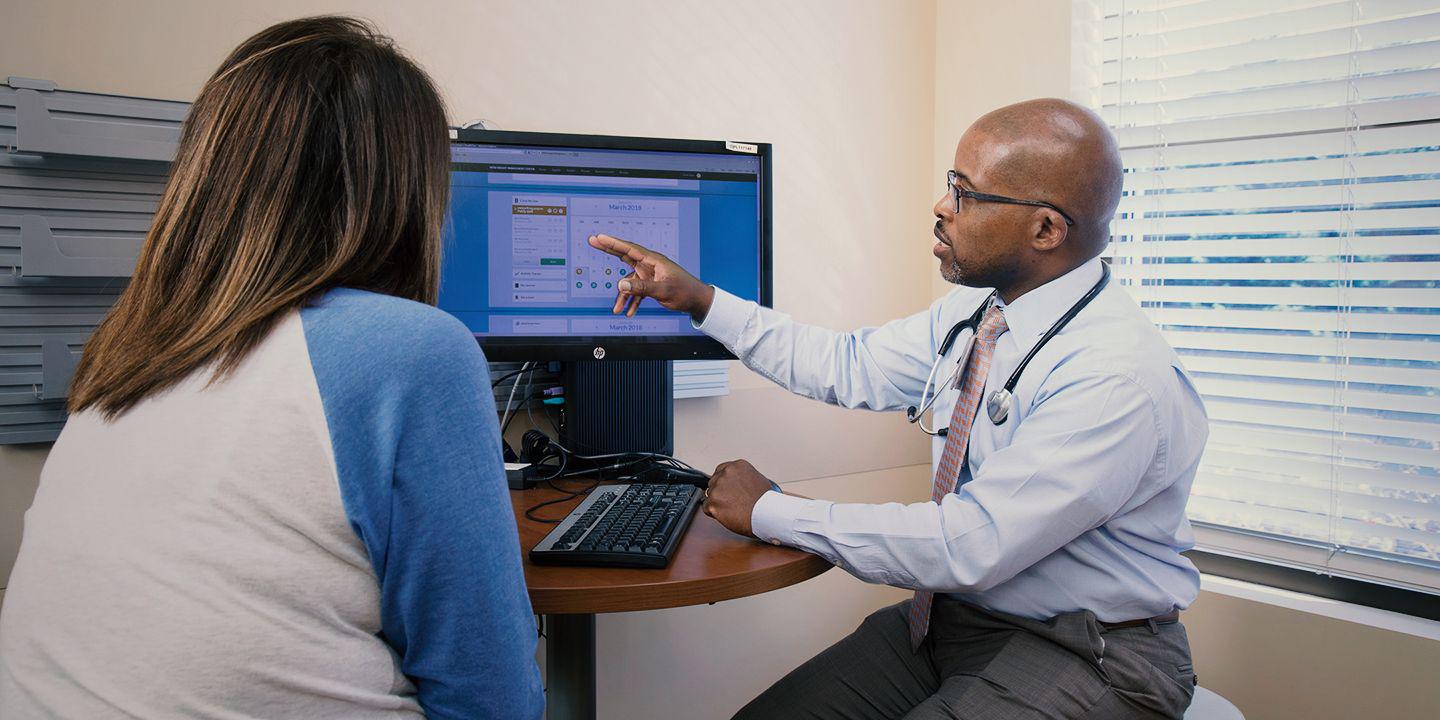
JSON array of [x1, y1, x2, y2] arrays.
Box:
[[440, 130, 771, 361]]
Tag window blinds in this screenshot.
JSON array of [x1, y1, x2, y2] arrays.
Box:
[[1091, 0, 1440, 593]]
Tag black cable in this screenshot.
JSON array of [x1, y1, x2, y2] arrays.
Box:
[[522, 475, 601, 524], [520, 453, 674, 522], [523, 493, 588, 524], [490, 365, 541, 389], [502, 389, 548, 434], [517, 426, 705, 523], [521, 452, 587, 523]]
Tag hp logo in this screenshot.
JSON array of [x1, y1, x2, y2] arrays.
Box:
[[592, 347, 606, 360]]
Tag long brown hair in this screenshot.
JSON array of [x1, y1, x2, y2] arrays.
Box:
[[69, 16, 450, 418]]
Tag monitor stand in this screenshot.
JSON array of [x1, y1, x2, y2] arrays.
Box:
[[561, 360, 674, 457]]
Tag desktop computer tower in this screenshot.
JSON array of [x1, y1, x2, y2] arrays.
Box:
[[561, 360, 674, 457]]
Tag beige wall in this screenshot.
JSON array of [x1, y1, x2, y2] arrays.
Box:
[[930, 0, 1076, 300], [2, 2, 1438, 719]]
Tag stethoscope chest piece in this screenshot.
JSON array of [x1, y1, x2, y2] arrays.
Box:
[[986, 388, 1012, 425]]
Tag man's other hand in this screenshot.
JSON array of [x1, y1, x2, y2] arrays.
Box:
[[703, 459, 776, 538], [587, 234, 716, 321]]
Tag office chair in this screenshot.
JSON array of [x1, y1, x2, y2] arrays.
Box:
[[1184, 686, 1244, 719]]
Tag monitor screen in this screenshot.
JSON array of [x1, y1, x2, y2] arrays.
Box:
[[440, 130, 772, 361]]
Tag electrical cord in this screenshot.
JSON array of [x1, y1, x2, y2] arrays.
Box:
[[490, 364, 541, 389], [523, 383, 554, 438], [498, 362, 534, 436], [508, 383, 705, 522], [519, 443, 703, 523]]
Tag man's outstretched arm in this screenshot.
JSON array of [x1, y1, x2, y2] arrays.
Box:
[[589, 233, 955, 411]]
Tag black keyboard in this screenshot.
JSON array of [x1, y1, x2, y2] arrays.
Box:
[[529, 483, 702, 568]]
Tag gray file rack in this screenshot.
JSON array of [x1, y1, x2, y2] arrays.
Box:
[[1, 77, 185, 444]]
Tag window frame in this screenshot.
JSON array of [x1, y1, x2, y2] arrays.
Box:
[[1187, 550, 1440, 622]]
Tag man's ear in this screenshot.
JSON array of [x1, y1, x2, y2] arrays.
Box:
[[1031, 209, 1069, 252]]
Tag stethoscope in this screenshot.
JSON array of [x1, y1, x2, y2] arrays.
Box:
[[906, 262, 1111, 436]]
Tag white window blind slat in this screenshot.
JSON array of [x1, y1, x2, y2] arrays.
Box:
[[1115, 260, 1440, 281], [1190, 496, 1440, 566], [1103, 0, 1437, 63], [1188, 497, 1440, 563], [1103, 0, 1427, 37], [1112, 207, 1439, 235], [1112, 95, 1440, 147], [1188, 473, 1440, 530], [1203, 399, 1435, 442], [1193, 375, 1440, 414], [1109, 235, 1438, 259], [1152, 307, 1440, 336], [1160, 330, 1436, 362], [1103, 13, 1440, 86], [1179, 354, 1440, 389], [1205, 424, 1438, 468], [1121, 122, 1437, 169], [1121, 154, 1438, 195], [1117, 178, 1440, 213], [1104, 67, 1440, 127], [1102, 0, 1343, 39], [1200, 448, 1439, 496], [1102, 39, 1440, 107], [1126, 284, 1439, 308]]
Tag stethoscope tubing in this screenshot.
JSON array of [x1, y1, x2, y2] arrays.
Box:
[[907, 262, 1112, 435]]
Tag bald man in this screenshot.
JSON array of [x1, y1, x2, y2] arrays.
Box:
[[590, 98, 1205, 719]]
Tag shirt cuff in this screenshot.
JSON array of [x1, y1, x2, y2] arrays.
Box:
[[693, 286, 753, 350], [751, 490, 828, 546]]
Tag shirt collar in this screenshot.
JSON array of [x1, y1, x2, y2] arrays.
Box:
[[993, 257, 1104, 354]]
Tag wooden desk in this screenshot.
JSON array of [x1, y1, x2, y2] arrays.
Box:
[[512, 481, 831, 720]]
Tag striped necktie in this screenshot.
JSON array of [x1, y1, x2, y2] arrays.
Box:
[[907, 304, 1008, 651]]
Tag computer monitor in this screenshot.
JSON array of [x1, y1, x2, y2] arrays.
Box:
[[440, 129, 773, 362], [441, 129, 773, 458]]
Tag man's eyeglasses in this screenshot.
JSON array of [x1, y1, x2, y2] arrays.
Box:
[[947, 170, 1075, 226]]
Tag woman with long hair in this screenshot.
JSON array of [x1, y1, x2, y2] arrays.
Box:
[[0, 17, 543, 719]]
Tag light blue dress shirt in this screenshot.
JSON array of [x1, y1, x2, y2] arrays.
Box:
[[697, 258, 1208, 622]]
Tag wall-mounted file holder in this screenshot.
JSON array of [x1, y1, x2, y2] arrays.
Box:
[[3, 76, 186, 162], [0, 138, 164, 280], [0, 312, 104, 392], [18, 215, 143, 278], [38, 336, 77, 399], [0, 328, 89, 444], [0, 336, 80, 400]]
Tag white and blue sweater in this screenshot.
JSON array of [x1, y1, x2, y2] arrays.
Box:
[[0, 288, 544, 719]]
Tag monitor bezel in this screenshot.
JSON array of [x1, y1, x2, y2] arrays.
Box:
[[446, 128, 773, 362]]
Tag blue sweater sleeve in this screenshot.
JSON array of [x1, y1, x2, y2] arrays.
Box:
[[301, 288, 544, 720]]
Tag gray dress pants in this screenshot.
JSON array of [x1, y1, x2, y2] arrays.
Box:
[[733, 596, 1196, 720]]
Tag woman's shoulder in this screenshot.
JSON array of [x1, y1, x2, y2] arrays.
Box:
[[300, 287, 486, 387]]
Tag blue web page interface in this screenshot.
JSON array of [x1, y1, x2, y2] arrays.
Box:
[[440, 142, 763, 338]]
